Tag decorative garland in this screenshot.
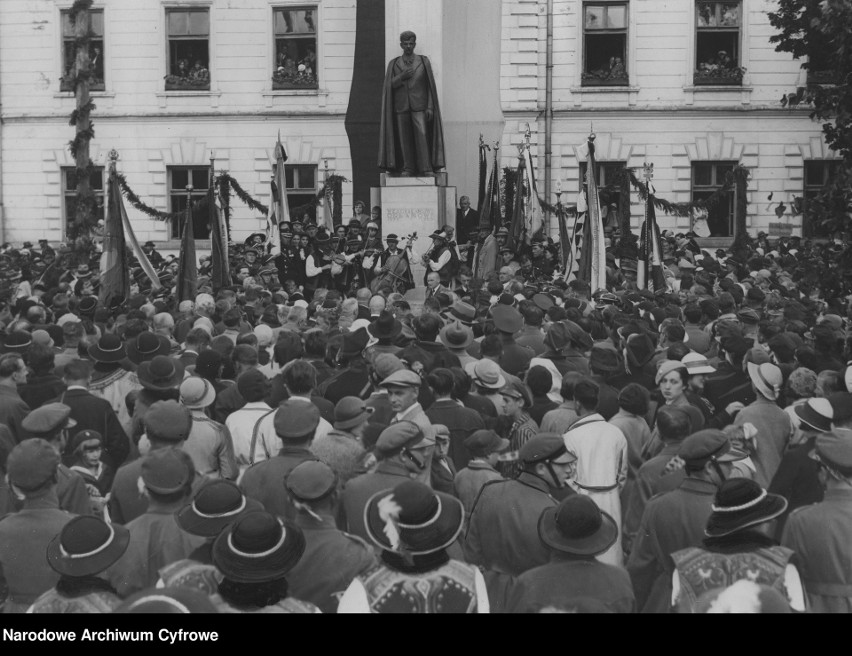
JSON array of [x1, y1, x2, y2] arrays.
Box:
[[115, 170, 349, 229]]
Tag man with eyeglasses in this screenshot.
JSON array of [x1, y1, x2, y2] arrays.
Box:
[[626, 429, 746, 613], [19, 403, 91, 516]]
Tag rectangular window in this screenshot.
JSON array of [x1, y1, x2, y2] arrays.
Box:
[[272, 6, 318, 90], [695, 2, 742, 86], [692, 161, 736, 237], [286, 165, 319, 223], [61, 9, 105, 92], [579, 161, 627, 232], [582, 3, 628, 86], [803, 160, 841, 237], [169, 167, 211, 240], [165, 8, 210, 91], [62, 167, 105, 235]]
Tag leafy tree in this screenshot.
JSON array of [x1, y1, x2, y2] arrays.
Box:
[[768, 0, 852, 234]]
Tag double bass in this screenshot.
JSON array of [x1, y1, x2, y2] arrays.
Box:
[[370, 233, 417, 295]]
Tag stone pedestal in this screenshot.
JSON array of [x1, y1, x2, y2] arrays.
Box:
[[371, 179, 456, 306]]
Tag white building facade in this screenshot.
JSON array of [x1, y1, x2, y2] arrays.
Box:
[[0, 0, 835, 249]]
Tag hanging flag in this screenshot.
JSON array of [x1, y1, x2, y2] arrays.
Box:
[[522, 146, 544, 240], [320, 176, 333, 230], [558, 206, 580, 283], [576, 136, 607, 292], [266, 132, 288, 256], [209, 180, 231, 292], [478, 146, 501, 231], [100, 165, 161, 307], [507, 155, 525, 251], [176, 199, 198, 303], [478, 135, 488, 212], [637, 193, 667, 292]]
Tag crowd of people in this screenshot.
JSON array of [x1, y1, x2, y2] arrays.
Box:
[[0, 208, 851, 614]]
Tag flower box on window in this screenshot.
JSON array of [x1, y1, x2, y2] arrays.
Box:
[[693, 66, 745, 86], [164, 75, 210, 91], [271, 69, 318, 90], [581, 72, 629, 87]]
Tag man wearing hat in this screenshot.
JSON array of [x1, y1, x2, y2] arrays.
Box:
[[310, 396, 372, 485], [454, 430, 509, 516], [491, 305, 534, 378], [399, 313, 460, 374], [671, 478, 804, 613], [365, 310, 404, 362], [240, 397, 324, 521], [108, 400, 200, 524], [179, 376, 238, 481], [498, 379, 537, 480], [379, 367, 436, 459], [0, 439, 76, 613], [0, 353, 30, 442], [465, 434, 577, 578], [782, 427, 852, 612], [341, 421, 429, 541], [438, 320, 477, 369], [507, 495, 635, 613], [373, 234, 415, 294], [563, 378, 628, 567], [284, 461, 377, 613], [108, 448, 206, 598], [627, 429, 751, 613], [20, 402, 91, 516], [142, 240, 165, 268], [703, 333, 756, 413], [515, 302, 548, 356], [87, 333, 140, 435], [58, 359, 130, 479], [319, 327, 372, 405], [735, 361, 792, 487], [420, 230, 458, 288]]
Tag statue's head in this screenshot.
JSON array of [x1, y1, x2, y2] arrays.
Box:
[[400, 31, 417, 53]]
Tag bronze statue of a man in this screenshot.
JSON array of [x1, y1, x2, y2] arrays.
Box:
[[378, 31, 446, 177]]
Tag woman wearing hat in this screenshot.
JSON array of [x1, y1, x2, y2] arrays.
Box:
[[210, 511, 319, 613], [644, 360, 706, 459], [507, 495, 634, 613], [671, 478, 805, 613], [338, 480, 488, 613], [28, 516, 129, 613]]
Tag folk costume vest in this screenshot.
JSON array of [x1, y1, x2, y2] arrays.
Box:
[[671, 545, 793, 613], [360, 559, 478, 614]]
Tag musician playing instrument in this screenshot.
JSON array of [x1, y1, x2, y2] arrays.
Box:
[[421, 230, 457, 287], [372, 233, 415, 295], [361, 221, 383, 285], [337, 238, 365, 295], [305, 233, 335, 298]]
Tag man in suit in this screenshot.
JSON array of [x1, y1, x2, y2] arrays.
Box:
[[57, 359, 130, 477], [456, 196, 480, 261]]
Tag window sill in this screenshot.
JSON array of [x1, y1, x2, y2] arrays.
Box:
[[684, 85, 751, 93], [54, 91, 115, 99], [570, 85, 638, 93], [156, 90, 222, 98], [261, 88, 329, 108]]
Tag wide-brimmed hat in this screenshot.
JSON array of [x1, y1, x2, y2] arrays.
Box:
[[364, 480, 464, 556], [466, 359, 506, 391], [334, 396, 375, 431], [811, 430, 852, 477], [439, 321, 474, 350], [368, 311, 402, 340], [87, 333, 127, 363], [538, 495, 618, 557], [794, 398, 833, 433], [137, 356, 185, 391], [625, 333, 655, 369], [179, 377, 217, 410], [705, 479, 788, 538], [212, 512, 306, 583], [47, 516, 130, 578], [747, 362, 783, 401], [127, 332, 171, 365], [177, 480, 263, 538], [340, 327, 369, 358]]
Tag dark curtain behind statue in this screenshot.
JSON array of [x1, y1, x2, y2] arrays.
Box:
[[345, 0, 385, 210]]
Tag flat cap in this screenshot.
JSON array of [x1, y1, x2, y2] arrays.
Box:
[[374, 421, 424, 457], [678, 429, 744, 466], [274, 399, 320, 440], [500, 380, 532, 408], [737, 307, 761, 325], [285, 460, 338, 501], [463, 430, 509, 458], [491, 305, 523, 333], [6, 438, 59, 490], [379, 369, 422, 389], [519, 433, 577, 465], [813, 430, 852, 476], [144, 400, 192, 442], [21, 403, 76, 436]]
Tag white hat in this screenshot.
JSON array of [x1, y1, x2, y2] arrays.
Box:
[[293, 299, 309, 309], [683, 352, 716, 375]]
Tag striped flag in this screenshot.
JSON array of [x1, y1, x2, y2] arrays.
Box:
[[508, 155, 525, 251], [478, 146, 501, 231], [637, 193, 667, 292], [209, 180, 231, 292], [266, 132, 288, 256], [320, 177, 332, 230], [559, 205, 580, 283], [576, 136, 607, 292], [99, 167, 160, 307], [522, 145, 544, 240]]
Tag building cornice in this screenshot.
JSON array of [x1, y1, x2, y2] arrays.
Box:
[[504, 106, 814, 118], [0, 111, 347, 123]]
